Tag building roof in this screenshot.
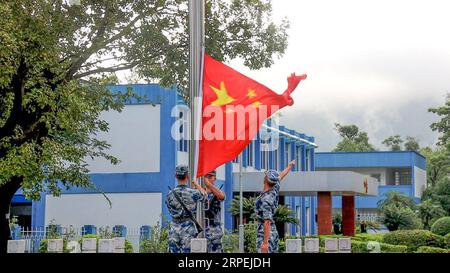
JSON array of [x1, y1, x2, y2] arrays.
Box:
[[315, 151, 426, 170]]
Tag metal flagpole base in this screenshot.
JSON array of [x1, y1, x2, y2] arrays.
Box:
[[238, 224, 244, 253]]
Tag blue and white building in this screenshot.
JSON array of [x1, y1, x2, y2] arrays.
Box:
[[315, 151, 427, 215], [10, 84, 317, 236], [9, 84, 426, 237]]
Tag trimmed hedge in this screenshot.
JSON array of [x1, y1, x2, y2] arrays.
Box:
[[445, 233, 450, 249], [416, 246, 450, 253], [383, 230, 445, 251], [354, 233, 384, 242], [379, 243, 408, 253], [351, 240, 369, 253], [351, 240, 407, 253], [431, 217, 450, 236]]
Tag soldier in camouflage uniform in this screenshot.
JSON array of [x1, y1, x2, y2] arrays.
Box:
[[203, 170, 225, 253], [166, 165, 207, 253], [255, 160, 295, 253]]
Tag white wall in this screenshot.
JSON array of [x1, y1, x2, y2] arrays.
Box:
[[86, 104, 161, 173], [317, 167, 387, 186], [414, 167, 427, 198], [45, 193, 162, 228]]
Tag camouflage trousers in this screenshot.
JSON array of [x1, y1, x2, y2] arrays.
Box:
[[205, 223, 223, 253], [256, 222, 279, 253], [168, 220, 198, 253]]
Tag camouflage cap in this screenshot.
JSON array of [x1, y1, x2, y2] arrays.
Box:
[[206, 169, 216, 176], [175, 165, 189, 178], [264, 169, 280, 185]]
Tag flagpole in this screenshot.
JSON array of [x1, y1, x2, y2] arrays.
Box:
[[189, 0, 205, 238], [239, 153, 244, 253]]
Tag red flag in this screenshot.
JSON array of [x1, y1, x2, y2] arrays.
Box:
[[196, 54, 306, 177]]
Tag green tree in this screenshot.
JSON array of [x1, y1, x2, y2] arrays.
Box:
[[230, 196, 257, 222], [382, 135, 403, 151], [420, 147, 449, 187], [422, 177, 450, 215], [380, 204, 422, 231], [378, 191, 421, 231], [404, 136, 420, 151], [0, 0, 289, 252], [230, 196, 298, 226], [418, 199, 446, 230], [378, 191, 417, 211], [429, 94, 450, 151], [333, 123, 375, 152]]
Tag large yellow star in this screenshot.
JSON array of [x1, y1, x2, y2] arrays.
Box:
[[247, 89, 257, 98], [210, 81, 235, 106]]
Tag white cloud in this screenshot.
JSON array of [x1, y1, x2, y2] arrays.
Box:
[[228, 0, 449, 151]]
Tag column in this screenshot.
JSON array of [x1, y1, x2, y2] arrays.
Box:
[[317, 192, 332, 235]]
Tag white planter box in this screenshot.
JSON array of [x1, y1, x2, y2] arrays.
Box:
[[82, 238, 97, 252], [67, 241, 81, 253], [324, 238, 339, 253], [285, 239, 302, 253], [47, 239, 64, 253], [98, 239, 115, 253], [303, 238, 319, 253], [113, 237, 126, 249], [338, 238, 352, 253], [114, 248, 126, 253], [190, 238, 207, 253], [81, 250, 97, 253], [7, 240, 26, 253]]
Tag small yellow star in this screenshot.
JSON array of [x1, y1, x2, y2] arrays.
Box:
[[247, 89, 257, 98], [252, 101, 262, 108]]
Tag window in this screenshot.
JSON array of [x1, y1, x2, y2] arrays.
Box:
[[177, 111, 188, 152], [305, 149, 310, 171], [285, 143, 290, 165], [295, 146, 301, 171], [273, 149, 278, 170], [261, 150, 269, 170], [247, 141, 254, 167]]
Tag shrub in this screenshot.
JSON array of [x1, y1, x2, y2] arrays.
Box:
[[278, 240, 285, 253], [222, 232, 239, 253], [445, 233, 450, 249], [139, 223, 169, 253], [354, 233, 385, 242], [379, 243, 408, 253], [430, 217, 450, 236], [124, 240, 134, 253], [416, 246, 450, 253], [383, 230, 445, 251], [244, 222, 257, 253], [351, 240, 369, 253]]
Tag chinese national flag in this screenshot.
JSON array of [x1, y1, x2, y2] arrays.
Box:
[[196, 53, 307, 177]]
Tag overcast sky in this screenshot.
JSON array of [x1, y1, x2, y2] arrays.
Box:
[[229, 0, 450, 151]]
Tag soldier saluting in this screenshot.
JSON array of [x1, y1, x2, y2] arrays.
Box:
[[255, 160, 295, 253], [166, 165, 207, 253], [203, 169, 225, 253]]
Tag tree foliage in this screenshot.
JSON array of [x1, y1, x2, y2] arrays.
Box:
[[0, 0, 289, 200], [382, 135, 403, 151], [332, 123, 375, 152]]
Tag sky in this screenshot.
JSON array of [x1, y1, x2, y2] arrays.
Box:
[[228, 0, 450, 151]]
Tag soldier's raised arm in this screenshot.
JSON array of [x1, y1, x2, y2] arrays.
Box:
[[279, 160, 295, 181]]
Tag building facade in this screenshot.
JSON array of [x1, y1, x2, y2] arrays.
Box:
[[11, 84, 317, 236], [315, 151, 427, 216]]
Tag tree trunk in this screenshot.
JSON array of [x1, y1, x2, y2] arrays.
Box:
[[0, 177, 22, 253]]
